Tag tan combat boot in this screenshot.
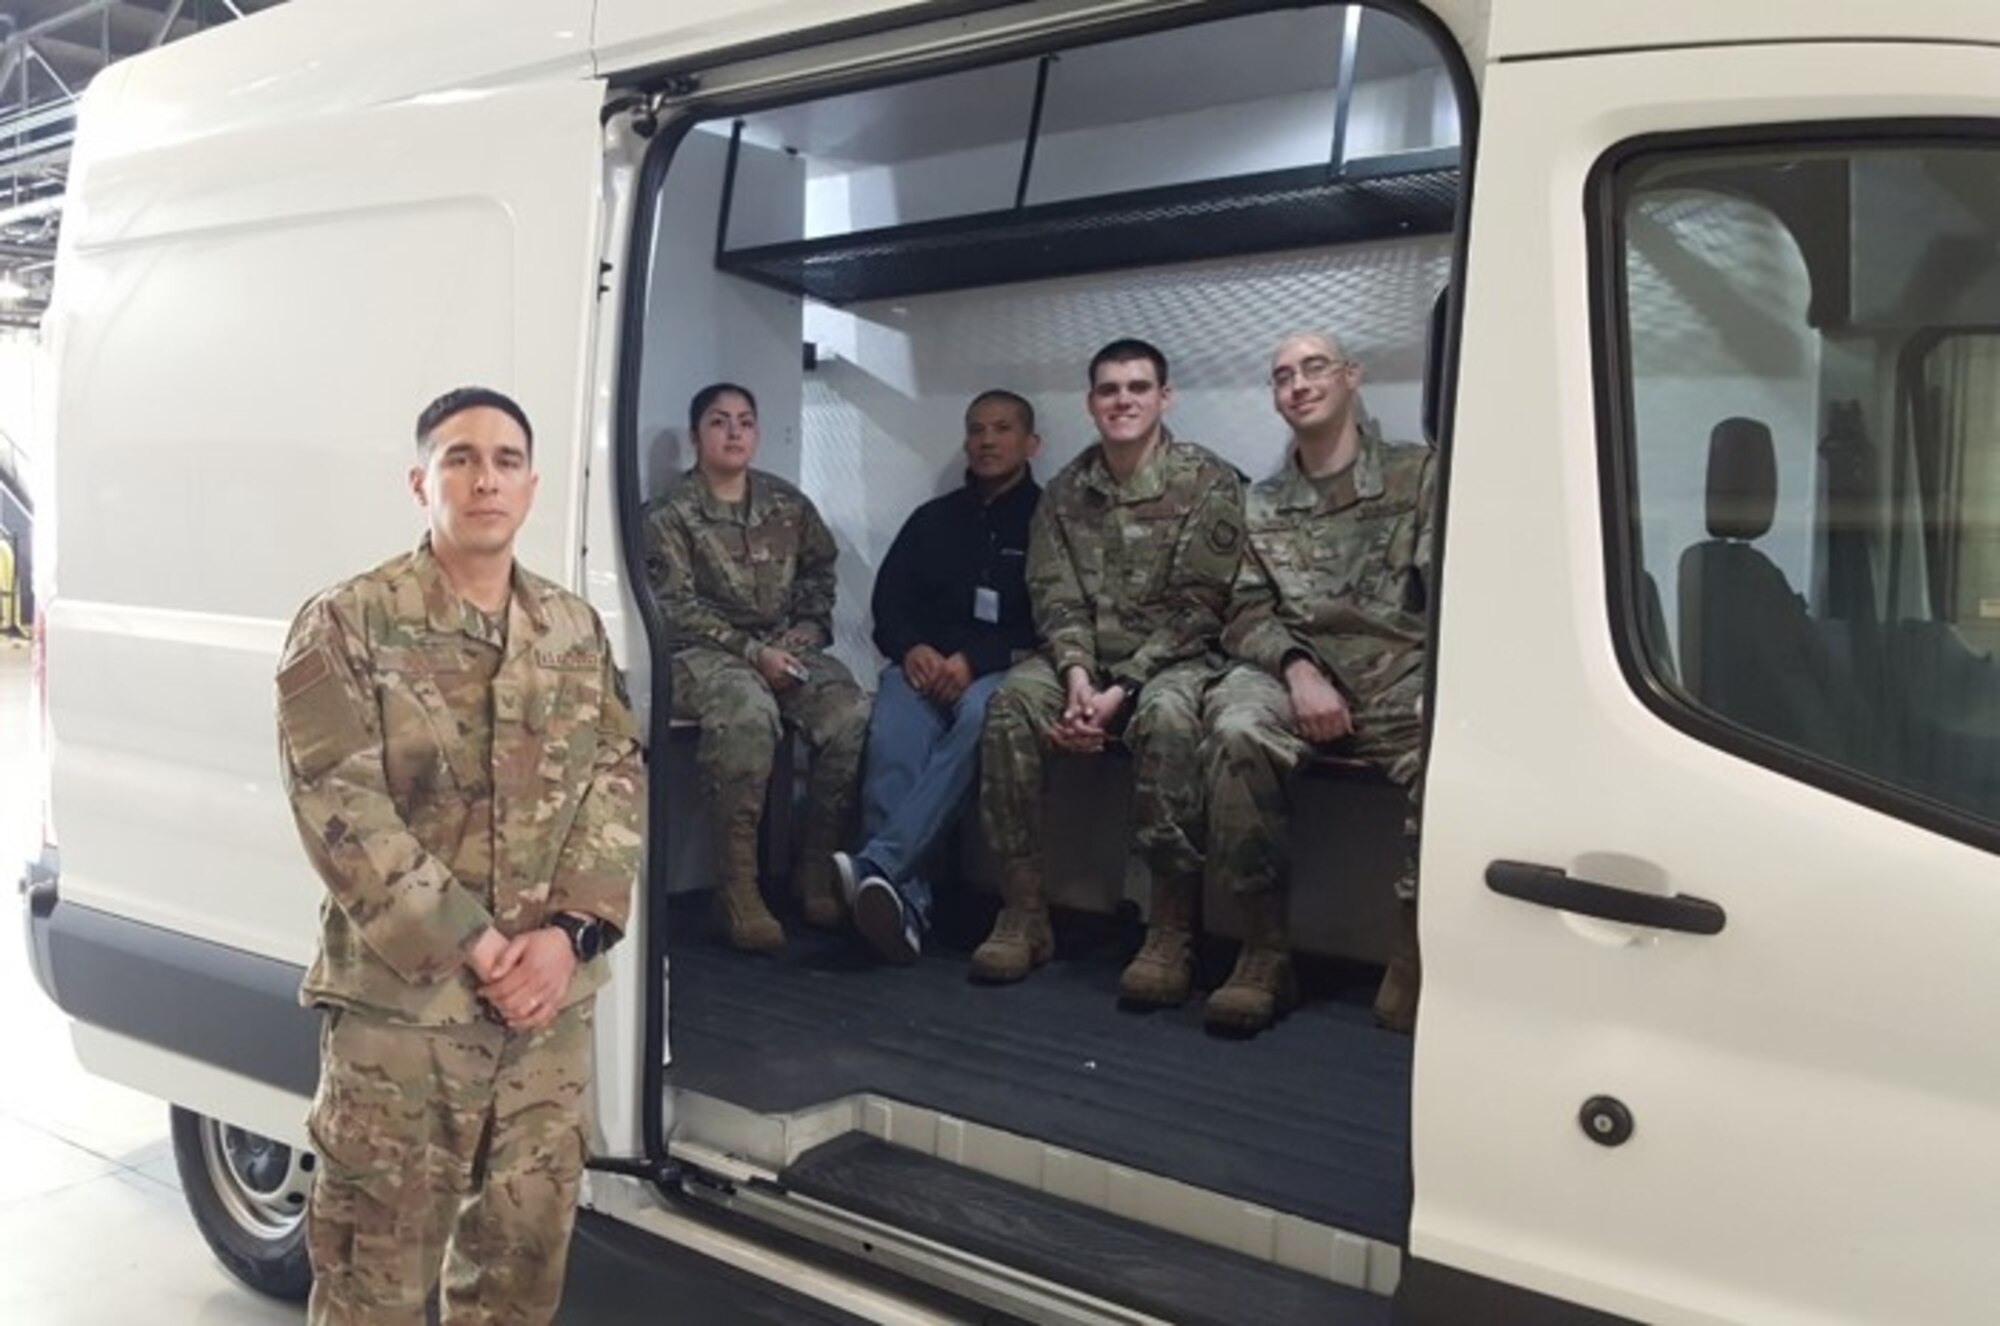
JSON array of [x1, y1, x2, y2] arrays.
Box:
[[1372, 899, 1419, 1034], [1204, 890, 1297, 1035], [714, 825, 784, 953], [1118, 871, 1198, 1007], [969, 860, 1053, 983]]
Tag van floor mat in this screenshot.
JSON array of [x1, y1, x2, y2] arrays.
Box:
[[662, 896, 1412, 1243], [559, 1209, 872, 1324], [783, 1133, 1392, 1326]]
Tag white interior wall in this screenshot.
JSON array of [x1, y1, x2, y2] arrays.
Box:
[[638, 130, 805, 498], [1345, 65, 1459, 159], [800, 237, 1451, 681], [1625, 190, 1822, 657], [654, 26, 1458, 686]]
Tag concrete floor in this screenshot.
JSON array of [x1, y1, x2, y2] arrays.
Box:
[[0, 641, 302, 1323]]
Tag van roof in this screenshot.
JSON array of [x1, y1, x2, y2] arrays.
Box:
[[74, 0, 2000, 158], [1482, 0, 2000, 62]]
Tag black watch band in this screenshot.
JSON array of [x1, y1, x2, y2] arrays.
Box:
[[551, 912, 604, 962]]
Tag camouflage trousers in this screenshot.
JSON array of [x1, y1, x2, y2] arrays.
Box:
[[671, 646, 867, 892], [979, 656, 1212, 882], [1202, 663, 1424, 900], [305, 1001, 593, 1326]]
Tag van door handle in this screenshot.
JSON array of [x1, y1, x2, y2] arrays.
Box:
[[1485, 860, 1726, 936]]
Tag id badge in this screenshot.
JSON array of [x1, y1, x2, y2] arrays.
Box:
[[973, 586, 1001, 624]]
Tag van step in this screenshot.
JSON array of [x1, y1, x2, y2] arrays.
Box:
[[782, 1134, 1392, 1326], [560, 1209, 872, 1324]]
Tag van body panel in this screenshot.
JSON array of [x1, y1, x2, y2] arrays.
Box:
[[1419, 38, 2000, 1325], [1487, 0, 2000, 62], [71, 1022, 312, 1150], [594, 0, 937, 76], [71, 0, 592, 162], [42, 74, 610, 1111]]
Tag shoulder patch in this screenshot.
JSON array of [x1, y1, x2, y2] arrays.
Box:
[[277, 648, 332, 701], [1208, 518, 1243, 555]]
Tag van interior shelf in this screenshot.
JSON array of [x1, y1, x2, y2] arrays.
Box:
[[715, 149, 1461, 306]]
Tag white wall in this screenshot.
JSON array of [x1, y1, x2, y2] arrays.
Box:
[[638, 128, 806, 498], [654, 41, 1459, 685], [799, 236, 1452, 679]]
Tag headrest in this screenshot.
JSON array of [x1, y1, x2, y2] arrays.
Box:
[[1706, 417, 1776, 541]]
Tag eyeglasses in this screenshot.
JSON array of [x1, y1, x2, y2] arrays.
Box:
[[1269, 355, 1355, 390]]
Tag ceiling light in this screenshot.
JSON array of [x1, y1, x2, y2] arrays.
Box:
[[0, 274, 27, 304]]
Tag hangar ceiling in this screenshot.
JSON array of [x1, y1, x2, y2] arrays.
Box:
[[0, 0, 289, 330]]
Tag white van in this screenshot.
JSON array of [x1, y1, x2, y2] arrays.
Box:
[[20, 1, 2000, 1321]]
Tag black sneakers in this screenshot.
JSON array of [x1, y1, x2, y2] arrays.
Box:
[[833, 852, 921, 964]]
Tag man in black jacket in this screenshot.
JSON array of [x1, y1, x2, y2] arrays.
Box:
[[835, 390, 1042, 962]]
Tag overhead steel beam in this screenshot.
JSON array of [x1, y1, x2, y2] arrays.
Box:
[[151, 0, 191, 49], [0, 195, 64, 230], [10, 1, 126, 47], [0, 134, 77, 174], [21, 46, 79, 102]]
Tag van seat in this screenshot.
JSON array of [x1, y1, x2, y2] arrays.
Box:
[[1676, 416, 1867, 764]]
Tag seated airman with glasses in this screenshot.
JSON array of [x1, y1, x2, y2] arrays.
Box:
[[1197, 331, 1435, 1036]]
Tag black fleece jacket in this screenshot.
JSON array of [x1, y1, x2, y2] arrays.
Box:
[[870, 470, 1041, 678]]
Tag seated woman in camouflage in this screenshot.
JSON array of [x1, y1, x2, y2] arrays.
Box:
[[643, 383, 869, 952]]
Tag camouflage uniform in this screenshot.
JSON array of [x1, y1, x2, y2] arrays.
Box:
[[1201, 425, 1433, 1033], [1206, 424, 1434, 893], [643, 468, 867, 939], [977, 432, 1243, 987], [276, 538, 644, 1325]]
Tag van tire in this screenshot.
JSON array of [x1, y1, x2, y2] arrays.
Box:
[[168, 1105, 314, 1301]]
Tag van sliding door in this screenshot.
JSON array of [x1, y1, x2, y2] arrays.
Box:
[[1413, 38, 2000, 1326]]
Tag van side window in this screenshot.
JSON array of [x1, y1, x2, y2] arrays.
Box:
[[1603, 139, 2000, 836]]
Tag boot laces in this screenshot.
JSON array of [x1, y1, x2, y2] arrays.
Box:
[[992, 907, 1038, 942], [1232, 945, 1290, 988]]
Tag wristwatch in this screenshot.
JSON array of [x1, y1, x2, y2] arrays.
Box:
[[550, 912, 606, 962]]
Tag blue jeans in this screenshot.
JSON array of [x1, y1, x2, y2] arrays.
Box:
[[857, 664, 1004, 927]]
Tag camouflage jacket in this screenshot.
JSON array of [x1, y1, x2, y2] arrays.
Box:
[[276, 539, 644, 1026], [1223, 424, 1435, 702], [1030, 431, 1245, 689], [642, 468, 838, 661]]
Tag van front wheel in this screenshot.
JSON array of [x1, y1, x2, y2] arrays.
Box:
[[168, 1105, 314, 1301]]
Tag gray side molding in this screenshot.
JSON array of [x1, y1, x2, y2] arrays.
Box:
[[25, 880, 317, 1096]]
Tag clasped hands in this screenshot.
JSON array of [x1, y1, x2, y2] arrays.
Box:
[[468, 926, 576, 1032], [902, 643, 976, 705], [1049, 665, 1128, 755]]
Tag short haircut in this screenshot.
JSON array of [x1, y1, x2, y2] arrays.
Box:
[[688, 382, 759, 434], [1088, 338, 1169, 388], [415, 386, 533, 459], [967, 389, 1035, 435], [1272, 329, 1346, 363]]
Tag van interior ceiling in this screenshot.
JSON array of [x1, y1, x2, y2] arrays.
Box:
[[622, 4, 1461, 1315]]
